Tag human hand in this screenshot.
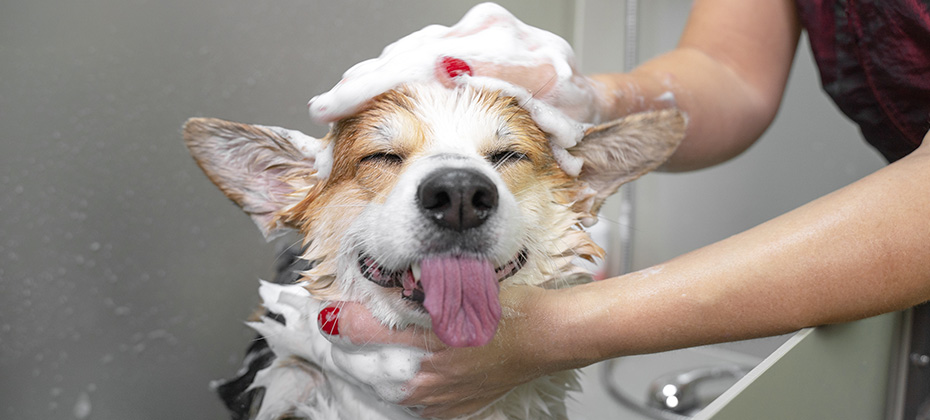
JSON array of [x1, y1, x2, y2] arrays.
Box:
[[320, 285, 563, 419], [308, 3, 605, 126]]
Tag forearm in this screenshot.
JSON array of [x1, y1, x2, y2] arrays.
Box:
[[590, 0, 801, 171], [547, 140, 930, 367]]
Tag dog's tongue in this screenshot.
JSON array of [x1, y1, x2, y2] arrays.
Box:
[[420, 256, 501, 348]]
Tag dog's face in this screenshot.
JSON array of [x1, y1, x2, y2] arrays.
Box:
[[184, 84, 684, 347]]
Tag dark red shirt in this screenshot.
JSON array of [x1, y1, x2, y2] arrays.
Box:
[[796, 0, 930, 162]]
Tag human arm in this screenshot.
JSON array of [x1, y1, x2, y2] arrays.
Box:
[[553, 134, 930, 360], [368, 131, 930, 419], [589, 0, 801, 171]]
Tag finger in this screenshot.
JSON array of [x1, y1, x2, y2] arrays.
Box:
[[323, 301, 446, 350], [490, 62, 558, 97], [435, 56, 474, 89]]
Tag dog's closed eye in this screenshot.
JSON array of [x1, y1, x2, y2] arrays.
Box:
[[486, 150, 528, 167], [361, 152, 404, 165]]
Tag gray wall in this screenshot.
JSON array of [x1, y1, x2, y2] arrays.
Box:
[[0, 1, 889, 419]]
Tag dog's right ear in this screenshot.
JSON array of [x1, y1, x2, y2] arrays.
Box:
[[568, 108, 686, 220], [183, 117, 331, 240]]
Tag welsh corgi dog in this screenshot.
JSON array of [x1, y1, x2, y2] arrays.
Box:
[[184, 83, 685, 419]]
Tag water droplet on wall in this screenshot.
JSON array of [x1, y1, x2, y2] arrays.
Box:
[[72, 391, 92, 419]]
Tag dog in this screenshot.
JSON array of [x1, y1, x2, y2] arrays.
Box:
[[184, 83, 685, 419]]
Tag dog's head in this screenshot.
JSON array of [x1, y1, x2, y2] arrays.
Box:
[[184, 83, 684, 347]]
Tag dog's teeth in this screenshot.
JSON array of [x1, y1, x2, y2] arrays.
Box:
[[411, 262, 421, 282]]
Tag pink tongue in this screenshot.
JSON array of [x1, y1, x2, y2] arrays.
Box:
[[420, 256, 501, 347]]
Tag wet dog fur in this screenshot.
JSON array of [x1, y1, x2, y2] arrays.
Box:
[[184, 83, 685, 419]]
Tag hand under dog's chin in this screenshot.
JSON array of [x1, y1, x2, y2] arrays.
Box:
[[351, 278, 434, 331]]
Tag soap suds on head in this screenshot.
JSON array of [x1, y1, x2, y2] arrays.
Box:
[[307, 2, 597, 176]]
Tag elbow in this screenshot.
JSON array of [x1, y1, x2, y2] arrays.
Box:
[[659, 65, 785, 172]]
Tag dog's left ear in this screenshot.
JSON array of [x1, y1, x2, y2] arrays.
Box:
[[183, 117, 331, 240], [569, 108, 686, 217]]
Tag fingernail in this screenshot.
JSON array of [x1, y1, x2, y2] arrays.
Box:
[[318, 306, 340, 335], [438, 56, 472, 79]]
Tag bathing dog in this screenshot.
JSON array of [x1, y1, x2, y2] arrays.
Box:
[[184, 84, 684, 419]]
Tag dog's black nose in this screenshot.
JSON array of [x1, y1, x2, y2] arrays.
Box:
[[418, 168, 498, 231]]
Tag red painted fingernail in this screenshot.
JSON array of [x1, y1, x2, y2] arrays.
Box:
[[439, 56, 472, 78], [318, 306, 340, 335]]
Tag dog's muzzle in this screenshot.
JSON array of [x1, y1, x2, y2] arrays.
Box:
[[357, 249, 528, 304]]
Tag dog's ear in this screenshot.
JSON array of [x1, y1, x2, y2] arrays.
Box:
[[183, 117, 330, 240], [569, 109, 686, 216]]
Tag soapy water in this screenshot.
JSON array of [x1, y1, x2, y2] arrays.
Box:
[[308, 2, 601, 176]]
